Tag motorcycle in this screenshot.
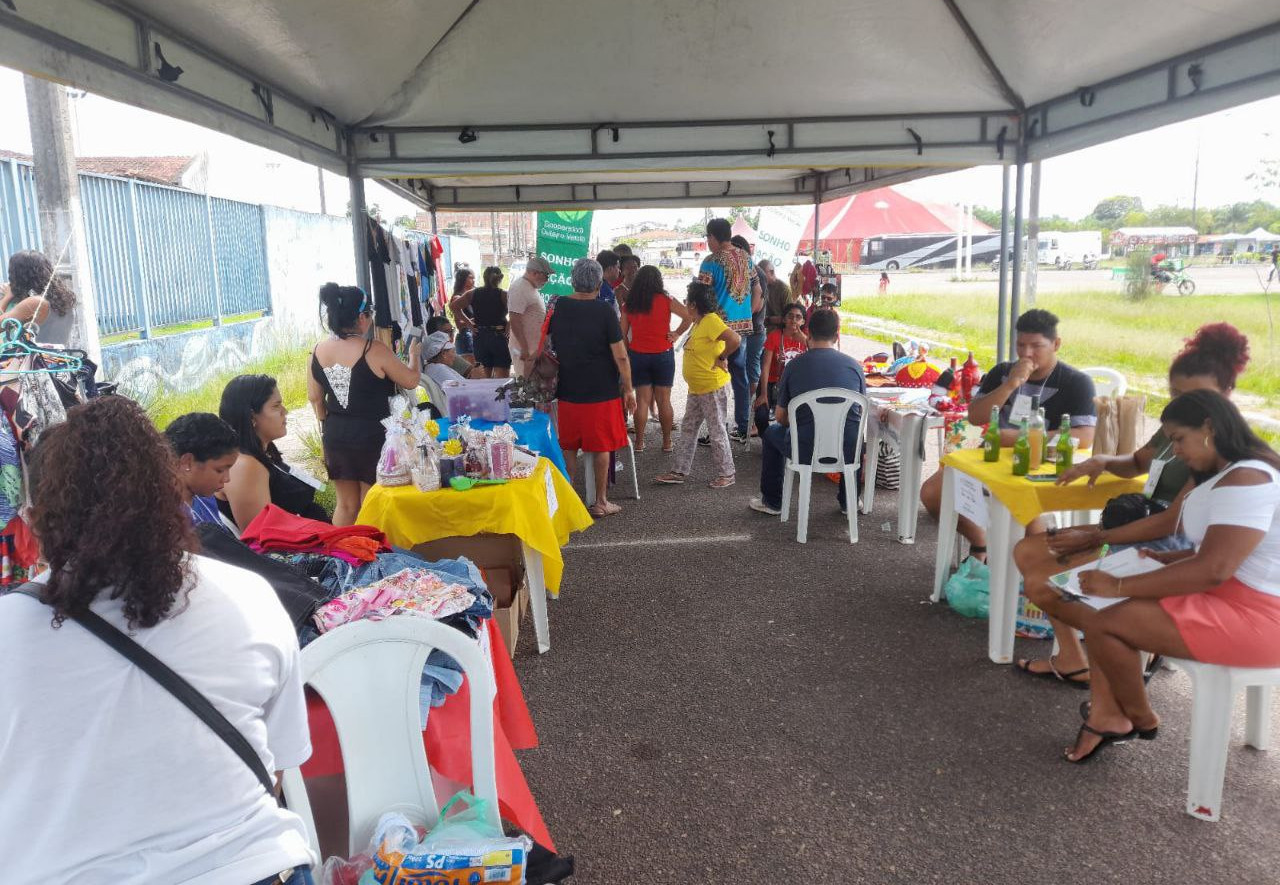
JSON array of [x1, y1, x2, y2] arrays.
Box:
[[1080, 253, 1099, 271], [1055, 256, 1074, 271]]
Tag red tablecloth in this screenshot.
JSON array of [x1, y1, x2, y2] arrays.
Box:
[[301, 618, 553, 849]]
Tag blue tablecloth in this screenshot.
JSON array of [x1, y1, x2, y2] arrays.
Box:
[[437, 411, 568, 479]]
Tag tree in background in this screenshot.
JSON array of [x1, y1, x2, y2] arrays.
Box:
[[1091, 195, 1145, 227]]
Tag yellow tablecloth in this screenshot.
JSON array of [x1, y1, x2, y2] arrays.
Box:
[[356, 459, 592, 595], [941, 448, 1146, 526]]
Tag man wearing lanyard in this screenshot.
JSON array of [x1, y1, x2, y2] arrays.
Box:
[[919, 308, 1097, 558]]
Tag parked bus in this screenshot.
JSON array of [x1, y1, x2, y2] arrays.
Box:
[[860, 233, 1002, 270]]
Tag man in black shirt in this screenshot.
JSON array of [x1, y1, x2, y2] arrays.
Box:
[[920, 309, 1097, 557]]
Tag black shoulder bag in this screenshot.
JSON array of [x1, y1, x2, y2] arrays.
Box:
[[9, 583, 276, 797]]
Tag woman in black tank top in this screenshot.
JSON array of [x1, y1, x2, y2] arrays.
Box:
[[451, 266, 512, 378], [306, 284, 423, 525]]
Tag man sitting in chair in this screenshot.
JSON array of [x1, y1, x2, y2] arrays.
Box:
[[750, 307, 865, 516]]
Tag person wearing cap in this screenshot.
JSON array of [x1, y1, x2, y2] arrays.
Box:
[[422, 331, 467, 387], [507, 256, 553, 376]]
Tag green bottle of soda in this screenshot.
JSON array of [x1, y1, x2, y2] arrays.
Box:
[[982, 406, 1001, 462], [1055, 415, 1074, 475], [1012, 418, 1031, 476]]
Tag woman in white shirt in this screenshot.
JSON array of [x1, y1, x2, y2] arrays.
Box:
[[1034, 389, 1280, 763], [0, 397, 316, 885]]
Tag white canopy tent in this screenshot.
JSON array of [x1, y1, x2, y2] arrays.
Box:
[[3, 0, 1280, 353]]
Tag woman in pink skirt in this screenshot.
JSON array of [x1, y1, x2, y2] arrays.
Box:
[[1029, 389, 1280, 763]]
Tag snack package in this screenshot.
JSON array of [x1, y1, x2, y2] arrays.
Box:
[[364, 796, 531, 885], [376, 416, 414, 487]]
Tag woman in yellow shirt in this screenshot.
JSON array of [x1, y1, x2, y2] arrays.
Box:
[[656, 281, 741, 489]]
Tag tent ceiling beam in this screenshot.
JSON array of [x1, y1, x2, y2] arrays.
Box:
[[938, 0, 1025, 112], [1025, 18, 1280, 160], [387, 165, 936, 212], [0, 0, 350, 173]]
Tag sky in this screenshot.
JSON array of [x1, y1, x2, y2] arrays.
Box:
[[1, 66, 1276, 244]]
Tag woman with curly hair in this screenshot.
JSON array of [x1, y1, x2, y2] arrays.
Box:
[[0, 396, 316, 883], [220, 374, 329, 528], [1, 249, 77, 344], [1013, 322, 1251, 688], [164, 411, 241, 531]]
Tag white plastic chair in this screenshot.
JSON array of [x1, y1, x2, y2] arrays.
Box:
[[1166, 658, 1280, 822], [420, 372, 448, 416], [280, 618, 500, 857], [584, 438, 640, 506], [780, 388, 869, 544], [1082, 366, 1127, 398]]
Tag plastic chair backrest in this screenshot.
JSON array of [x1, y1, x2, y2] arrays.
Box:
[[1082, 366, 1127, 398], [421, 371, 448, 412], [786, 387, 869, 470], [280, 618, 500, 857]]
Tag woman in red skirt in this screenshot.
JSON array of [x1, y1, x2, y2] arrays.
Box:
[[1028, 389, 1280, 762]]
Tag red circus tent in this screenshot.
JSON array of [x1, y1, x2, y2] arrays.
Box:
[[796, 187, 993, 266]]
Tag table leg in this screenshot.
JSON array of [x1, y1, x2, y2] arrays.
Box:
[[986, 499, 1026, 664], [897, 414, 925, 544], [861, 417, 878, 514], [931, 466, 958, 602], [521, 542, 551, 654]]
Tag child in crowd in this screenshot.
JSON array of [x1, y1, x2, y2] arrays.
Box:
[[879, 272, 890, 294], [655, 281, 740, 489]]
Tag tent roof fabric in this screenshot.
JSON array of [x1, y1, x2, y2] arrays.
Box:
[[3, 1, 1279, 209], [797, 187, 995, 241]]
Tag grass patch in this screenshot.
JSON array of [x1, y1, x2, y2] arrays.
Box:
[[141, 342, 314, 431], [840, 289, 1280, 413]]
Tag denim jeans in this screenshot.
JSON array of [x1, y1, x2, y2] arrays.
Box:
[[250, 867, 314, 885], [743, 331, 765, 392], [760, 423, 848, 511], [727, 344, 749, 434]]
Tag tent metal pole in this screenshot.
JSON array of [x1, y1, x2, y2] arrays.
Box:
[[349, 162, 370, 293], [997, 165, 1011, 362], [1010, 156, 1027, 354], [812, 179, 822, 269]]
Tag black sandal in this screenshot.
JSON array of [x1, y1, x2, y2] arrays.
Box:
[[1079, 701, 1159, 740], [1016, 655, 1090, 689], [1064, 722, 1138, 764]]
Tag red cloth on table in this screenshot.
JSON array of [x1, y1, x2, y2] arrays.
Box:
[[242, 504, 390, 560], [301, 619, 552, 849]]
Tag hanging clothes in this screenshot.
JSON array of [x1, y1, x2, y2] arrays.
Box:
[[367, 218, 393, 328]]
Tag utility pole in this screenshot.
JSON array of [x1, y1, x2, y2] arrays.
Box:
[[317, 167, 327, 215], [24, 75, 101, 363], [1191, 136, 1201, 233]]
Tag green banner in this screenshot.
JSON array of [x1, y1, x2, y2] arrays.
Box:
[[535, 210, 594, 297]]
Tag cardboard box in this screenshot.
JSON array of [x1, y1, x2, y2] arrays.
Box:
[[493, 584, 527, 658], [411, 533, 525, 608]]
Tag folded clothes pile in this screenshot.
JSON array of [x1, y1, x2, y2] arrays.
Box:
[[242, 504, 390, 564]]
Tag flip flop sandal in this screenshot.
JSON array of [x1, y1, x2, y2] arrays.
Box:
[[654, 473, 685, 484], [589, 501, 622, 518], [708, 476, 736, 489], [1064, 722, 1138, 764], [1015, 655, 1090, 689]]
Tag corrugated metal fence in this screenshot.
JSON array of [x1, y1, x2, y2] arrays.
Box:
[[0, 157, 270, 337]]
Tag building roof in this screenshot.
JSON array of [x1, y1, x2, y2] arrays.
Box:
[[1113, 226, 1199, 236], [0, 150, 196, 187]]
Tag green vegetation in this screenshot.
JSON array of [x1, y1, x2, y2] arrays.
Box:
[[839, 290, 1279, 407], [141, 343, 313, 430]]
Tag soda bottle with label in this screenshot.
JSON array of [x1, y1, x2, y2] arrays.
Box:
[[960, 351, 981, 401], [1012, 418, 1031, 476], [1027, 397, 1045, 471], [1055, 415, 1074, 475], [982, 406, 1001, 462]]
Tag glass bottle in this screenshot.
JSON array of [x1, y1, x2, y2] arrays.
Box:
[[1012, 418, 1031, 476], [982, 406, 1001, 462], [947, 357, 961, 400], [1055, 415, 1074, 475], [1027, 396, 1045, 471], [960, 351, 981, 401]]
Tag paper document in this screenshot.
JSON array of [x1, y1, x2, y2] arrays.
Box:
[[1048, 547, 1164, 610]]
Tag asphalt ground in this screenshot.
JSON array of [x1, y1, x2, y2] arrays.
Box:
[[509, 338, 1280, 884]]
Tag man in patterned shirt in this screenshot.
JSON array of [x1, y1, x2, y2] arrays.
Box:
[[699, 218, 761, 442]]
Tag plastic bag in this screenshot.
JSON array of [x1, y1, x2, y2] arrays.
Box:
[[1016, 588, 1055, 640], [364, 793, 531, 884], [377, 416, 414, 487], [319, 853, 373, 885], [945, 556, 990, 618]]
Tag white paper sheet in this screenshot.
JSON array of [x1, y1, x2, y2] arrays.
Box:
[[953, 471, 989, 529], [544, 463, 559, 517], [1048, 547, 1164, 610]]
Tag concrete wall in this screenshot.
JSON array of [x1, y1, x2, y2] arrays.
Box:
[[100, 206, 357, 400], [262, 205, 356, 333]]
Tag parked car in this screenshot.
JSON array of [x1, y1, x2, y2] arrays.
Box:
[[658, 256, 677, 269], [509, 259, 527, 278]]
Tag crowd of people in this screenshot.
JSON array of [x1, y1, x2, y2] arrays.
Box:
[[4, 220, 1280, 881]]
